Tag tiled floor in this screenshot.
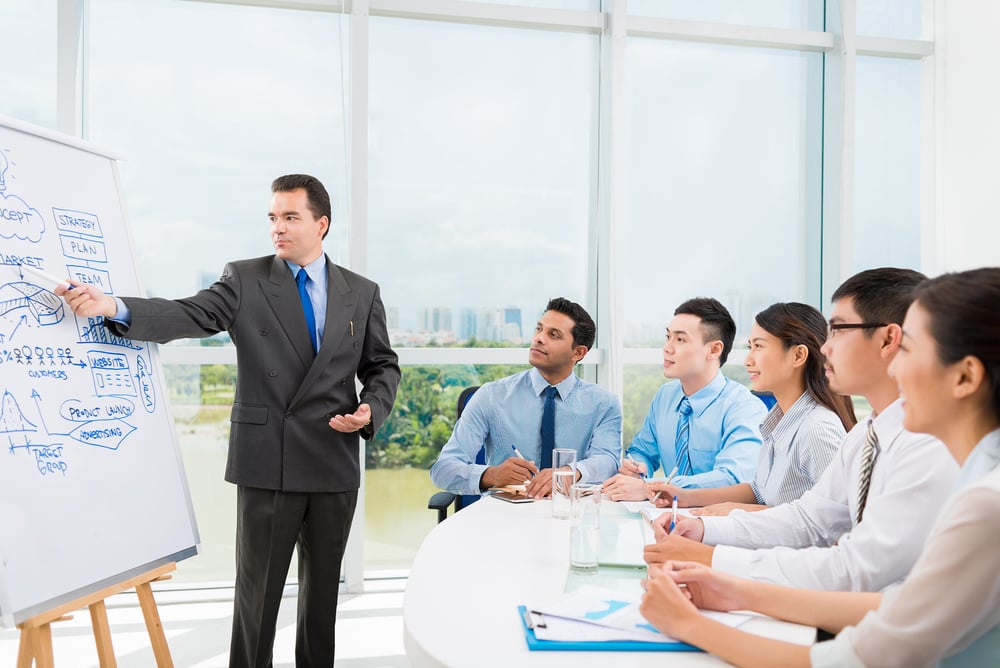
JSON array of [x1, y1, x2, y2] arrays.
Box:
[[0, 582, 410, 667]]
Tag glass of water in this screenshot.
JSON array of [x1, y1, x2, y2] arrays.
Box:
[[569, 483, 601, 572], [551, 448, 577, 519]]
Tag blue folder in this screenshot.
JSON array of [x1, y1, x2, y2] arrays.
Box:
[[518, 606, 699, 652]]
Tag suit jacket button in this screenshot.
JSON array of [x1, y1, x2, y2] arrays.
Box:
[[259, 329, 268, 336], [285, 412, 293, 419], [268, 370, 278, 377]]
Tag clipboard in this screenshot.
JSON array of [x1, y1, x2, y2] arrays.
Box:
[[517, 606, 699, 652]]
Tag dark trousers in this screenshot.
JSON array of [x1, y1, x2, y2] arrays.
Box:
[[230, 486, 358, 668]]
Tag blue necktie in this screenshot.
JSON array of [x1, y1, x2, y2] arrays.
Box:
[[539, 386, 558, 469], [295, 268, 318, 354], [675, 397, 693, 475]]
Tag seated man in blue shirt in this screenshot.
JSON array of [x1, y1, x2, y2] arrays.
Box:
[[603, 297, 767, 501], [430, 297, 622, 499]]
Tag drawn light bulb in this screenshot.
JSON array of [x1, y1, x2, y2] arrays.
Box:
[[0, 150, 8, 191]]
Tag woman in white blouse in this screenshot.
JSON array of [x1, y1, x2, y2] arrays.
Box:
[[639, 267, 1000, 667], [649, 302, 856, 515]]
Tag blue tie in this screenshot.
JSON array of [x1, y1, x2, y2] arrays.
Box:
[[295, 268, 318, 354], [539, 386, 558, 469], [675, 397, 693, 475]]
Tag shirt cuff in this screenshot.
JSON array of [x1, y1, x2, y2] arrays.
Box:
[[109, 296, 131, 325], [470, 464, 490, 494], [710, 544, 755, 576], [700, 515, 732, 546], [809, 628, 864, 668]]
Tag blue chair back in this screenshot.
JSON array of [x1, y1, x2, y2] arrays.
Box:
[[455, 386, 483, 511]]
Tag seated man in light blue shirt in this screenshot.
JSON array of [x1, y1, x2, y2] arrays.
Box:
[[603, 297, 767, 501], [430, 297, 622, 499]]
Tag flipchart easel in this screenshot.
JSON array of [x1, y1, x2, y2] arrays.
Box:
[[16, 562, 176, 668]]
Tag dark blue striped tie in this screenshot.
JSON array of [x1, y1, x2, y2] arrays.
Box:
[[296, 268, 318, 354]]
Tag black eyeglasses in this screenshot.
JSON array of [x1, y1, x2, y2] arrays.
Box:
[[827, 322, 888, 337]]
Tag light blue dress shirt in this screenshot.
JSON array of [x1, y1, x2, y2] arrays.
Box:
[[626, 371, 767, 488], [430, 367, 622, 495]]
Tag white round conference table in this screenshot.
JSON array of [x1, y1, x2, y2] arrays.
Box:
[[403, 495, 816, 667]]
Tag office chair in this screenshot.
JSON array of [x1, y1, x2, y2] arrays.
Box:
[[751, 390, 779, 410], [427, 385, 481, 523]]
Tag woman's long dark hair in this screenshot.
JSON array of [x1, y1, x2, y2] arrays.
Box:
[[756, 302, 857, 431], [913, 268, 1000, 420]]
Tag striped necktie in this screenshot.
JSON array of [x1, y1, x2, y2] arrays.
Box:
[[675, 397, 693, 475], [856, 420, 879, 523]]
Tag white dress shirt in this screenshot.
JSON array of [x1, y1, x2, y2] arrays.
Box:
[[811, 428, 1000, 667], [703, 398, 959, 591]]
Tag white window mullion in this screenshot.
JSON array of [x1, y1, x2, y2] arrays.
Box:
[[821, 0, 857, 300], [343, 0, 369, 594], [594, 0, 626, 403]]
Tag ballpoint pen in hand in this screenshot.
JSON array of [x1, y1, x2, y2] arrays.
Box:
[[511, 444, 536, 479], [627, 454, 646, 480], [669, 495, 678, 533], [651, 465, 679, 504]]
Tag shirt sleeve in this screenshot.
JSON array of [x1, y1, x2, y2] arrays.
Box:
[[575, 395, 623, 484], [429, 389, 493, 495], [710, 436, 959, 592], [847, 482, 1000, 666], [672, 393, 765, 489], [624, 389, 665, 475]]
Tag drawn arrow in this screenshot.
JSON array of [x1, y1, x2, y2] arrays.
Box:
[[72, 359, 86, 368], [9, 314, 26, 341], [31, 388, 58, 437]]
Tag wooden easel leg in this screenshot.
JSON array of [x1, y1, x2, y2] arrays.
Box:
[[89, 600, 117, 667], [18, 623, 55, 668], [16, 626, 36, 668], [136, 581, 174, 668]]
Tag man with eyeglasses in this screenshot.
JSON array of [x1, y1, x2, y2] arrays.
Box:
[[645, 267, 960, 593]]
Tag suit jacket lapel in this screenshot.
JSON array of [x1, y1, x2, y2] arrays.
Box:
[[318, 261, 354, 359], [261, 256, 315, 368], [289, 257, 357, 408]]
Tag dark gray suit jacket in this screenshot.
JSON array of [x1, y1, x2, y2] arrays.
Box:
[[106, 254, 400, 493]]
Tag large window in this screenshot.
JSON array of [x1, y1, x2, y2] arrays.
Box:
[[853, 56, 921, 273], [87, 0, 349, 300], [857, 0, 923, 39], [0, 0, 57, 128], [0, 0, 933, 589], [368, 17, 597, 349], [624, 39, 823, 345], [366, 16, 597, 571]]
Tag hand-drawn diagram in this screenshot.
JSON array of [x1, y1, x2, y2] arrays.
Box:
[[0, 281, 65, 326], [0, 149, 44, 243], [1, 146, 156, 480]]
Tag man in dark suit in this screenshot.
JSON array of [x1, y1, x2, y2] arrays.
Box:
[[57, 174, 400, 667]]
